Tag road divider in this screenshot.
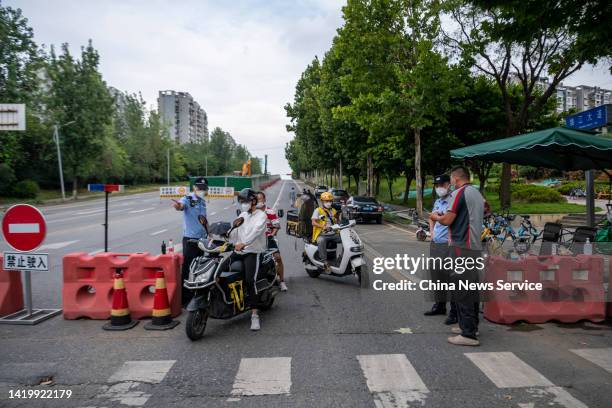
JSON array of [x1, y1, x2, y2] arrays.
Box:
[[62, 252, 182, 320]]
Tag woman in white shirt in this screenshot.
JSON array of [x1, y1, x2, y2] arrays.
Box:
[[229, 188, 268, 331]]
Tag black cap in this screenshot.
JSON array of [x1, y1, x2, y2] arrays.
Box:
[[193, 177, 208, 190], [433, 174, 450, 185]]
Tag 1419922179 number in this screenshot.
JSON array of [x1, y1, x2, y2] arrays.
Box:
[[9, 389, 72, 399]]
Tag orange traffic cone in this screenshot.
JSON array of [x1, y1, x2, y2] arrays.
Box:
[[103, 269, 138, 331], [144, 270, 179, 330]]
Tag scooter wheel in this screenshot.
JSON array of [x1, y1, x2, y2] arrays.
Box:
[[259, 295, 275, 311], [306, 268, 321, 278], [416, 230, 427, 241], [186, 309, 208, 341]]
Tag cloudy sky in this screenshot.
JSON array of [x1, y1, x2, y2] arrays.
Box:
[[8, 0, 611, 174]]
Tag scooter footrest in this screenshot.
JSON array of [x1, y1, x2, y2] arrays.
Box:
[[255, 279, 272, 292]]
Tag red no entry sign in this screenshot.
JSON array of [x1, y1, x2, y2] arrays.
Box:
[[1, 204, 47, 252]]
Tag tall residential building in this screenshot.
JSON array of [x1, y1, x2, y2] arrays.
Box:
[[158, 90, 208, 144], [555, 84, 610, 113]]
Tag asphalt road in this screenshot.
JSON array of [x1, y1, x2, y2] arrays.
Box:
[[0, 180, 611, 408]]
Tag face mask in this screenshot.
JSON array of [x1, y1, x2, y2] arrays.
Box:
[[435, 187, 448, 197], [196, 191, 205, 199], [323, 202, 332, 209], [256, 201, 265, 209], [240, 203, 251, 212]]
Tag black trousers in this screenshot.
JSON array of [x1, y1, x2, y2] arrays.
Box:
[[181, 237, 204, 307], [448, 246, 481, 339], [231, 252, 259, 308]]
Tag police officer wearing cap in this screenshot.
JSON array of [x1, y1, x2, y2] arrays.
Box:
[[172, 177, 208, 307], [424, 174, 457, 325]]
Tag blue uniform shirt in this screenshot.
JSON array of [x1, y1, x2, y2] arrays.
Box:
[[432, 196, 450, 243], [179, 193, 208, 239]]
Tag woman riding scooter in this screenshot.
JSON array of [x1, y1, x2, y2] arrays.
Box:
[[229, 188, 268, 331], [311, 192, 341, 270]]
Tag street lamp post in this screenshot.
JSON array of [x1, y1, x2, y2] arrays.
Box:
[[53, 121, 75, 201]]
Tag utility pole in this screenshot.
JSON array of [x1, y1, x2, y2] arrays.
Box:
[[264, 154, 268, 175], [53, 124, 67, 201], [167, 148, 170, 185], [205, 155, 208, 177]]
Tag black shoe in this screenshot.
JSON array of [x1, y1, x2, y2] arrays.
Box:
[[424, 304, 446, 316], [444, 316, 458, 325]]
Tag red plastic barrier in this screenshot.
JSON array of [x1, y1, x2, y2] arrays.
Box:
[[484, 255, 605, 324], [0, 254, 24, 317], [63, 252, 182, 320]]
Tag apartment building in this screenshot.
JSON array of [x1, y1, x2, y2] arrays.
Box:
[[158, 90, 208, 144]]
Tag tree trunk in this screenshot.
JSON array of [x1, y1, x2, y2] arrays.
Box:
[[339, 158, 343, 189], [414, 128, 423, 217], [387, 175, 394, 201], [375, 173, 381, 196], [403, 173, 413, 205], [354, 173, 360, 195], [366, 153, 373, 197], [72, 177, 78, 199], [499, 163, 512, 210]]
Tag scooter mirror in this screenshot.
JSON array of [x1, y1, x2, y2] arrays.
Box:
[[236, 209, 241, 217], [277, 209, 284, 218]]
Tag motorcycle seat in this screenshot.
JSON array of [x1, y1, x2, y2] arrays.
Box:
[[229, 260, 244, 273]]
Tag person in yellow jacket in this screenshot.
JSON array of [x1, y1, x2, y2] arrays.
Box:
[[311, 192, 340, 269]]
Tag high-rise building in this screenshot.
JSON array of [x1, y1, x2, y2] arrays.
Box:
[[555, 84, 610, 113], [158, 90, 208, 144]]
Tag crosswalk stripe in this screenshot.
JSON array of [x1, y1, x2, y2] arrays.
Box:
[[357, 354, 428, 408], [465, 352, 552, 388], [466, 352, 588, 408], [97, 360, 175, 407], [229, 357, 291, 397], [570, 348, 612, 374]]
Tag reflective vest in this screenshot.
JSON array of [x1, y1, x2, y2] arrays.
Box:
[[312, 206, 337, 242]]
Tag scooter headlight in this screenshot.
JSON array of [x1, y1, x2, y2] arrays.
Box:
[[195, 268, 214, 283], [350, 245, 364, 253]]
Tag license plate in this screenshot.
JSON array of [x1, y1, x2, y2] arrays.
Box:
[[362, 207, 372, 212]]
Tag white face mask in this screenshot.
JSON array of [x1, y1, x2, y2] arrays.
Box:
[[196, 190, 205, 199], [256, 201, 265, 209], [435, 187, 448, 197], [323, 202, 332, 209], [240, 203, 251, 212]]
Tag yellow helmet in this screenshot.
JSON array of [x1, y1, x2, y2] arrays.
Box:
[[320, 192, 333, 201]]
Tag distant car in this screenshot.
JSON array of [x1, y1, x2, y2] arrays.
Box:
[[330, 188, 350, 211], [314, 185, 329, 198], [343, 196, 384, 224]]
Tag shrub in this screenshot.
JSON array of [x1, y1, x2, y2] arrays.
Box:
[[12, 179, 40, 198], [511, 184, 564, 203], [555, 181, 584, 195], [0, 163, 17, 195]]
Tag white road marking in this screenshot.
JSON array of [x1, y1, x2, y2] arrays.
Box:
[[39, 240, 79, 250], [570, 348, 612, 374], [129, 207, 154, 214], [97, 360, 175, 407], [357, 354, 429, 408], [8, 223, 40, 233], [150, 229, 168, 236], [230, 357, 291, 397], [209, 212, 217, 216], [272, 180, 287, 210], [224, 205, 233, 210], [76, 209, 104, 215], [89, 249, 104, 255], [466, 352, 588, 408]]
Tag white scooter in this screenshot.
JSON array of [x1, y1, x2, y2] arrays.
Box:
[[303, 219, 368, 288]]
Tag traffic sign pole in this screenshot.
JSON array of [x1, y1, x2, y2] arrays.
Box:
[[104, 191, 109, 252], [1, 204, 61, 325]]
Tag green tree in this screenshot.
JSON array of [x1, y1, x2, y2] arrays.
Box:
[[442, 0, 612, 208], [46, 41, 114, 196]]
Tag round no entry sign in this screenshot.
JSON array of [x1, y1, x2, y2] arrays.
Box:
[[1, 204, 47, 252]]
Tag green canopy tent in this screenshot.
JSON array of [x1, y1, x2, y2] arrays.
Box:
[[450, 127, 612, 226]]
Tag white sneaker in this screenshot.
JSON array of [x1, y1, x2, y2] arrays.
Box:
[[280, 281, 288, 292], [451, 326, 479, 336], [250, 314, 260, 331]]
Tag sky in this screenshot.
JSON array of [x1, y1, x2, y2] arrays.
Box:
[[7, 0, 611, 175]]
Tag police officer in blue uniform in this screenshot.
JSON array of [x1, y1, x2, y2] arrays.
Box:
[[424, 174, 457, 325], [172, 177, 208, 307]]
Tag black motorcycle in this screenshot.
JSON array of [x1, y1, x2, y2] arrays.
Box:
[[183, 221, 279, 341]]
